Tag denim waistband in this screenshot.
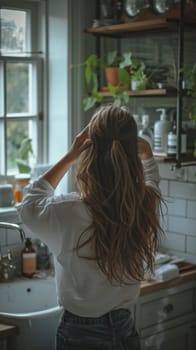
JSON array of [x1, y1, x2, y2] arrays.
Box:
[[63, 308, 131, 326]]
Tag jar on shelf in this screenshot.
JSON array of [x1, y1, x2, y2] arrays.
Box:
[[14, 174, 31, 203]]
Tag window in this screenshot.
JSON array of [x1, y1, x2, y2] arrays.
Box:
[[0, 1, 43, 175]]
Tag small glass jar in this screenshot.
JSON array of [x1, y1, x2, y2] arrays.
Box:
[[14, 174, 30, 203]]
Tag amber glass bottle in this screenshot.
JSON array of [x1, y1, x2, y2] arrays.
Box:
[[21, 238, 37, 277], [14, 174, 30, 203]]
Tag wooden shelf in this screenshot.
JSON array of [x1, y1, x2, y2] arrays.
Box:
[[85, 18, 177, 37], [154, 153, 196, 166], [100, 88, 177, 97], [85, 18, 196, 38], [85, 2, 196, 38]]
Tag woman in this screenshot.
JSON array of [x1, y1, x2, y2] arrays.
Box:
[[17, 104, 163, 350]]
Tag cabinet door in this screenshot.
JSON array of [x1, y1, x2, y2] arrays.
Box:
[[188, 323, 196, 350], [140, 288, 194, 329], [0, 339, 7, 350], [141, 323, 194, 350]]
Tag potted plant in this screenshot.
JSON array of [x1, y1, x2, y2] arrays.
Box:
[[81, 50, 132, 111], [104, 50, 121, 86], [130, 59, 148, 90], [104, 50, 131, 87]]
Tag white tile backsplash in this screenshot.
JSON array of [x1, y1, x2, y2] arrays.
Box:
[[187, 236, 196, 255], [158, 163, 177, 180], [161, 231, 186, 252], [165, 197, 187, 217], [159, 164, 196, 263], [187, 200, 196, 219], [187, 167, 196, 183], [169, 181, 196, 200], [168, 216, 196, 236]]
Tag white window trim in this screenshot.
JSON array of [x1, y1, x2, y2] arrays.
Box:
[[0, 0, 44, 175]]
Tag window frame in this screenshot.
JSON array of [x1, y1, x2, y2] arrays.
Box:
[[0, 0, 43, 175]]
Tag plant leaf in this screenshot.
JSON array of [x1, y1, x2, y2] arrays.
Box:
[[107, 83, 118, 94], [85, 65, 92, 85], [106, 50, 117, 66], [85, 54, 99, 67], [120, 52, 132, 68], [83, 96, 97, 111], [119, 68, 130, 87]]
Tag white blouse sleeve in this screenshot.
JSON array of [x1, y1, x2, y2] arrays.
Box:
[[142, 157, 160, 192], [16, 177, 80, 255]]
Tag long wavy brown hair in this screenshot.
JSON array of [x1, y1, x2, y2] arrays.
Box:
[[75, 104, 164, 284]]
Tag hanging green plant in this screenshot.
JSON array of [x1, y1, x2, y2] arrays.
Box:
[[82, 54, 103, 111]]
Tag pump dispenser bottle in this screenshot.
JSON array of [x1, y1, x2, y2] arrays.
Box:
[[153, 108, 171, 153], [21, 238, 37, 277]]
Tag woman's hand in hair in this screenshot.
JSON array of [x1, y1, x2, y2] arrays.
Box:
[[42, 126, 91, 189], [68, 126, 92, 161], [138, 137, 153, 160]]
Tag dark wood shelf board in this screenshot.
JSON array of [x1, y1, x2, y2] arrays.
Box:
[[85, 18, 196, 38], [100, 88, 177, 97], [154, 153, 196, 166]]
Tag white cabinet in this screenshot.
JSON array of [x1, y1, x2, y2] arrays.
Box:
[[141, 323, 196, 350], [137, 280, 196, 350]]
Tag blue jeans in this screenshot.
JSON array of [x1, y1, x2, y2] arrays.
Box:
[[56, 308, 141, 350]]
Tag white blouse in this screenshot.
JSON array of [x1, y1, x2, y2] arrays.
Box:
[[17, 157, 160, 317]]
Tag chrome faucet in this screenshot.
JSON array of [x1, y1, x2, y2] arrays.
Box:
[[0, 222, 26, 281], [0, 222, 26, 242]]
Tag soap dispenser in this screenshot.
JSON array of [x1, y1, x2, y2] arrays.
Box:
[[21, 238, 37, 277], [153, 108, 171, 153]]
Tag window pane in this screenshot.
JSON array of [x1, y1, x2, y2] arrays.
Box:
[[0, 121, 5, 173], [1, 9, 26, 53], [7, 119, 34, 173], [0, 62, 3, 116], [6, 62, 32, 115]]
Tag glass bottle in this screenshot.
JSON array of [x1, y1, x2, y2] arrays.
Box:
[[167, 120, 187, 156], [21, 238, 37, 277], [14, 174, 30, 203]]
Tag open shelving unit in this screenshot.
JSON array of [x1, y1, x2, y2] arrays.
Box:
[[85, 0, 196, 168]]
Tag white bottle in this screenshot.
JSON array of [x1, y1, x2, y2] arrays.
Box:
[[138, 114, 153, 148], [153, 108, 171, 153], [167, 121, 187, 155]]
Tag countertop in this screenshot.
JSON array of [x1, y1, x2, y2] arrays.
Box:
[[140, 268, 196, 295]]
